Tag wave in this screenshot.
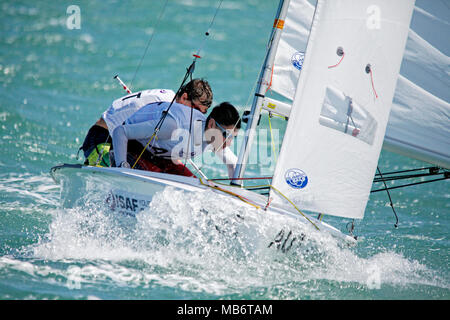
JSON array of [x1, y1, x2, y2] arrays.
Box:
[[23, 187, 448, 298]]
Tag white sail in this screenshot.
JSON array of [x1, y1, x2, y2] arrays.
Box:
[[271, 0, 450, 168], [384, 1, 450, 169], [269, 0, 415, 219]]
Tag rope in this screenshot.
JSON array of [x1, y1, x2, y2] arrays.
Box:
[[184, 100, 195, 167], [369, 68, 378, 99], [130, 0, 170, 90], [270, 185, 320, 230], [198, 178, 261, 209], [376, 166, 398, 228], [328, 51, 345, 69], [372, 167, 449, 188], [374, 166, 441, 177], [210, 176, 272, 181], [374, 171, 444, 183], [366, 64, 378, 99], [371, 176, 449, 193], [194, 0, 224, 58], [199, 177, 320, 231], [131, 132, 159, 169], [131, 0, 224, 167], [131, 57, 196, 169]]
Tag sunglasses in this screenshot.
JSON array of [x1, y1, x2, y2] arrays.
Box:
[[215, 122, 235, 140]]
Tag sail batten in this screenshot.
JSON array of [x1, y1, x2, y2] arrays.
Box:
[[269, 0, 415, 219]]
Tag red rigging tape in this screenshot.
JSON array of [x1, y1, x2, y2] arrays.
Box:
[[369, 68, 378, 99]]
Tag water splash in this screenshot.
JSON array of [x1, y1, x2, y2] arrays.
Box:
[[25, 187, 447, 298]]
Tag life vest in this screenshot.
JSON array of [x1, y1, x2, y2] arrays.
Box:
[[102, 89, 175, 134], [126, 102, 206, 160], [86, 142, 111, 167]]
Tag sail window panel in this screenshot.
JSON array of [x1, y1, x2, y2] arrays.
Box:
[[319, 86, 377, 146]]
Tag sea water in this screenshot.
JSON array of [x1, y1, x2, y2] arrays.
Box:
[[0, 0, 448, 300]]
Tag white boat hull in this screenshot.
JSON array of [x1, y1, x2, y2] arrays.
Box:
[[50, 164, 357, 246]]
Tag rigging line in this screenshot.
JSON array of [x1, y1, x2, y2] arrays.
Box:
[[366, 64, 378, 99], [198, 178, 261, 209], [130, 0, 170, 90], [369, 68, 378, 98], [131, 62, 195, 168], [194, 0, 224, 57], [94, 143, 108, 166], [349, 114, 356, 128], [345, 113, 358, 134], [175, 0, 225, 157], [376, 166, 398, 228], [243, 30, 271, 114], [374, 166, 440, 176], [210, 176, 272, 181], [210, 179, 269, 189], [328, 51, 345, 69], [187, 158, 208, 180], [371, 176, 449, 193], [245, 186, 271, 191], [373, 171, 445, 183], [131, 1, 235, 172], [184, 99, 195, 167], [199, 177, 318, 229], [270, 185, 320, 231], [182, 0, 228, 156], [200, 177, 320, 231], [206, 0, 223, 35]]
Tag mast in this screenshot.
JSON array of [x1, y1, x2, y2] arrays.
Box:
[[232, 0, 291, 185]]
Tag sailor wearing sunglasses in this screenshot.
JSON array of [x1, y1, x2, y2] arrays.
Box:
[[112, 101, 241, 178]]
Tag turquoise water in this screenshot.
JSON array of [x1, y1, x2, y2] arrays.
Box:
[[0, 0, 449, 300]]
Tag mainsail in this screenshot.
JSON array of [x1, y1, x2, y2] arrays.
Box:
[[383, 1, 450, 169], [268, 0, 415, 219], [271, 0, 450, 169]]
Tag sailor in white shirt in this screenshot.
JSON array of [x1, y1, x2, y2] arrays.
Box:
[[80, 79, 211, 165], [80, 79, 240, 178], [112, 101, 241, 178]]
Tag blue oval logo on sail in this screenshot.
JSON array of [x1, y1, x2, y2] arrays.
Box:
[[285, 168, 308, 189], [291, 52, 305, 70]]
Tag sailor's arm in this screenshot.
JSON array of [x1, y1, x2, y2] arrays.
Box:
[[112, 117, 177, 167]]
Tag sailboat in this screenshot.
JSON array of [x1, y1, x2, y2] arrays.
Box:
[[51, 0, 447, 248]]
